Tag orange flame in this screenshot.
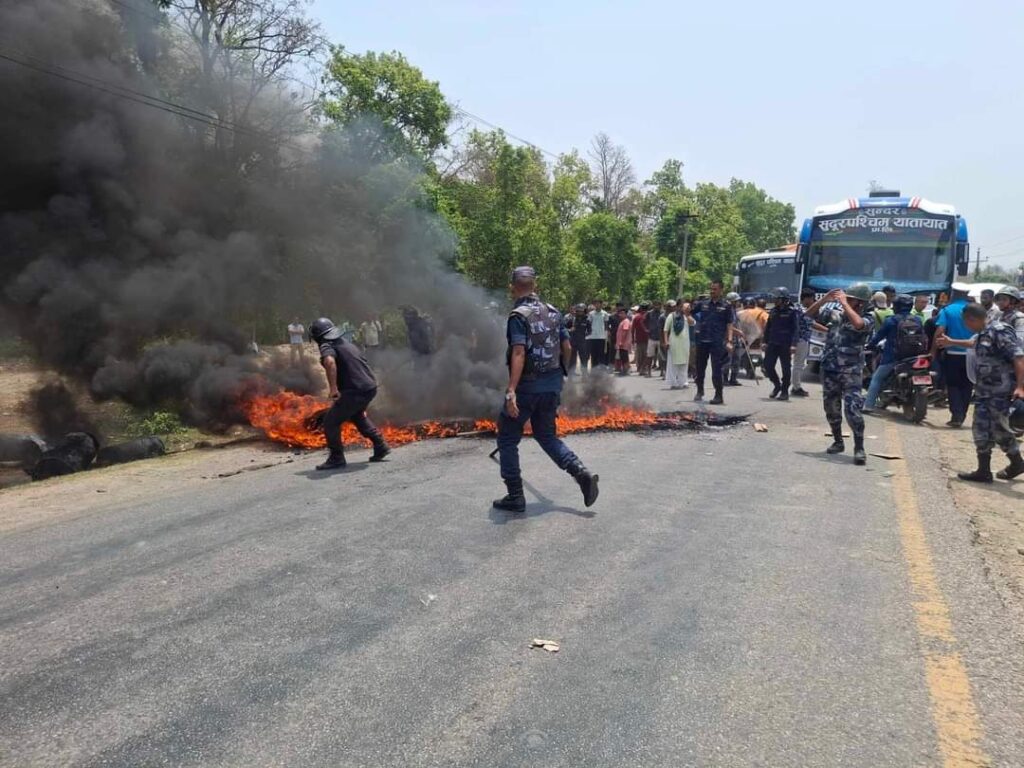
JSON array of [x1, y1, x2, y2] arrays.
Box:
[[241, 391, 679, 449]]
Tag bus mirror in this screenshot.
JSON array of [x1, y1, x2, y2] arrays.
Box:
[[955, 242, 969, 276]]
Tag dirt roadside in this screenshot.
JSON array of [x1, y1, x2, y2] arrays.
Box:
[[933, 418, 1024, 604]]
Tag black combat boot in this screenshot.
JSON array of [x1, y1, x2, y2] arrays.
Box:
[[493, 479, 526, 513], [853, 436, 866, 465], [996, 452, 1024, 481], [958, 452, 993, 483], [769, 384, 781, 399], [568, 462, 600, 507], [369, 443, 391, 463], [790, 387, 809, 397], [316, 451, 347, 470], [694, 389, 704, 403], [826, 428, 845, 455], [709, 391, 724, 405], [778, 388, 790, 402]]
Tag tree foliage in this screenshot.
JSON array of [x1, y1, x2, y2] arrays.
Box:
[[321, 48, 451, 162]]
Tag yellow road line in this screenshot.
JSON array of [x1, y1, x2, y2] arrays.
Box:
[[885, 423, 989, 767]]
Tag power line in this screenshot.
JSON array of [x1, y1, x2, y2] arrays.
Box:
[[451, 105, 560, 160]]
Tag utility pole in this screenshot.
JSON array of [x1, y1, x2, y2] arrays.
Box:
[[676, 211, 698, 298], [972, 247, 988, 279]]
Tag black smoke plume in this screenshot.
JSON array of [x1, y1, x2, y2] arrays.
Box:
[[0, 0, 512, 429]]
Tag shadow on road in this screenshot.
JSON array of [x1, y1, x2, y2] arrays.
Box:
[[488, 478, 596, 524], [794, 450, 863, 467], [294, 464, 370, 480]]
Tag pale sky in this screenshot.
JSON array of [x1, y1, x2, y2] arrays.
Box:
[[313, 0, 1024, 271]]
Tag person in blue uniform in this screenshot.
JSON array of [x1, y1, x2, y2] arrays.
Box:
[[692, 280, 737, 405], [494, 266, 600, 513], [763, 287, 801, 400]]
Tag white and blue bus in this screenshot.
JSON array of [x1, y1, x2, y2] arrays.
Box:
[[795, 190, 970, 368], [795, 190, 969, 297], [733, 247, 800, 302]]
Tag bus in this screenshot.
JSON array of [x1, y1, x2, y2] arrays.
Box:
[[795, 190, 970, 368], [733, 245, 800, 301]]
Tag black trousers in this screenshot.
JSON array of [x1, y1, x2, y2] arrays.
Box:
[[763, 343, 793, 390], [323, 389, 386, 458], [587, 338, 606, 368], [942, 354, 973, 424], [695, 343, 727, 395], [570, 340, 589, 372]]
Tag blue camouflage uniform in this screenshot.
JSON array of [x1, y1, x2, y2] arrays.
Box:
[[497, 294, 580, 483], [819, 306, 870, 439], [971, 320, 1024, 458]]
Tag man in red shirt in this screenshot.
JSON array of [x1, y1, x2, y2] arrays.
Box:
[[632, 304, 650, 375]]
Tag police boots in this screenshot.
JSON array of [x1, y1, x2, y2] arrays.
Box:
[[826, 428, 845, 455], [568, 462, 600, 507], [316, 451, 347, 470], [997, 452, 1024, 481], [853, 436, 866, 466], [958, 452, 993, 484], [493, 479, 526, 513]]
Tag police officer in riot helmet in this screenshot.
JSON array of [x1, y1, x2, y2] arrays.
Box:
[[938, 303, 1024, 482], [309, 317, 391, 470], [494, 266, 599, 513], [763, 287, 801, 401], [804, 283, 873, 465]]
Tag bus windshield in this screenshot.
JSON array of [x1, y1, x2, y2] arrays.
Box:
[[806, 208, 954, 291], [737, 257, 797, 295]]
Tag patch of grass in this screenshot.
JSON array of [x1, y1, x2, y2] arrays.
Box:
[[129, 410, 188, 437]]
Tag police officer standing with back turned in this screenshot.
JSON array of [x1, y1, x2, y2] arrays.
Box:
[[763, 287, 801, 400], [804, 284, 872, 465], [493, 266, 600, 513], [309, 317, 391, 471]]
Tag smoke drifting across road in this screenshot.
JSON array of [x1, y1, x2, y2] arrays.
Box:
[[0, 0, 509, 431]]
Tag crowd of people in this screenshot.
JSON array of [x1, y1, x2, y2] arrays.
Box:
[[561, 280, 1024, 475]]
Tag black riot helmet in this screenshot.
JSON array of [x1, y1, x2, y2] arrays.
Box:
[[772, 286, 791, 303], [893, 294, 914, 314], [1010, 399, 1024, 432], [309, 317, 342, 343]]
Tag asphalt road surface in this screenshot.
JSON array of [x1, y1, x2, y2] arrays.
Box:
[[2, 370, 1023, 767]]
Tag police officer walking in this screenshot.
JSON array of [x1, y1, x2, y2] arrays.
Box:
[[938, 303, 1024, 482], [494, 266, 600, 513], [995, 286, 1024, 343], [309, 317, 391, 470], [763, 287, 801, 401], [692, 280, 737, 405], [804, 284, 872, 465]]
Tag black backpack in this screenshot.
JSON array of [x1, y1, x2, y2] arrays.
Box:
[[895, 316, 927, 359]]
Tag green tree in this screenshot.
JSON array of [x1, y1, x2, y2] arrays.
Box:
[[727, 178, 796, 252], [321, 48, 452, 161], [634, 257, 680, 302], [642, 158, 686, 221], [568, 212, 641, 301], [551, 151, 593, 228]]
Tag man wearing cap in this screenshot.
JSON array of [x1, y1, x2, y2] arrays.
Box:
[[494, 266, 599, 513], [935, 283, 974, 427], [309, 317, 391, 471], [691, 280, 737, 405]]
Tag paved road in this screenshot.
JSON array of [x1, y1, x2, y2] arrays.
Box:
[[1, 371, 1022, 766]]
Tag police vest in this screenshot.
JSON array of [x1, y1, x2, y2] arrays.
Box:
[[509, 300, 562, 377]]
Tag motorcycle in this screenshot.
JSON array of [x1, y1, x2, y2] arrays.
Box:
[[876, 354, 935, 423]]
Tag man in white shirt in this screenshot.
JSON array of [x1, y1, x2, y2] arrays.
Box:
[[586, 300, 609, 369], [287, 318, 306, 363], [360, 315, 383, 361]]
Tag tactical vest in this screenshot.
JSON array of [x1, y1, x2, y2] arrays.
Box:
[[509, 298, 562, 378]]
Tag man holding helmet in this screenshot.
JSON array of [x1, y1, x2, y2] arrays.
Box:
[[309, 317, 391, 471], [804, 284, 873, 465]]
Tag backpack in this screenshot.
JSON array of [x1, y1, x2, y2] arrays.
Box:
[[895, 316, 927, 359]]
